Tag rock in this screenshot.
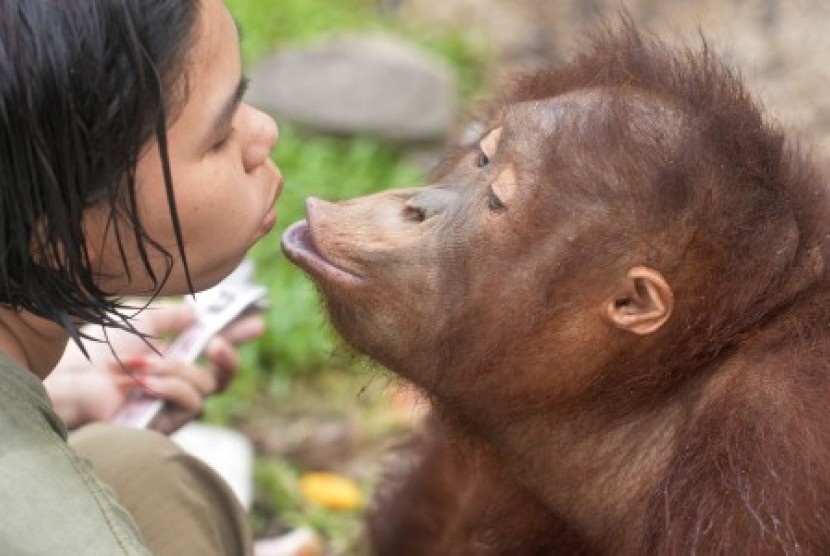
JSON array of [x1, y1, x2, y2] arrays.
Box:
[[247, 34, 456, 143]]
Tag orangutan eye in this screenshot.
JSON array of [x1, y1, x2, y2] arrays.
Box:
[[476, 151, 490, 168], [487, 188, 505, 212]]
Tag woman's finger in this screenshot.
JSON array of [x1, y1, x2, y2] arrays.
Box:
[[219, 314, 266, 345], [203, 336, 240, 393], [140, 374, 205, 414]]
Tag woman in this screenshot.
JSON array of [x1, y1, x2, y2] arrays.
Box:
[[0, 0, 280, 554]]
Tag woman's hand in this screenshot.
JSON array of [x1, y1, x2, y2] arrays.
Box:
[[45, 300, 265, 433]]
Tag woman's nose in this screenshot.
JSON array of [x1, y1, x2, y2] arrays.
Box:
[[243, 107, 279, 173]]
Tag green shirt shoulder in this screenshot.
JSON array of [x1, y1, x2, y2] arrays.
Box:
[[0, 351, 150, 555]]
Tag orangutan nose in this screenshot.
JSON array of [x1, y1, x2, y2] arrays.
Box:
[[403, 188, 457, 223]]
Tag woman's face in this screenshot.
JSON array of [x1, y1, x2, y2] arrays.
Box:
[[84, 0, 281, 295]]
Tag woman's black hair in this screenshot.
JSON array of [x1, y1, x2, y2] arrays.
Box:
[[0, 0, 199, 334]]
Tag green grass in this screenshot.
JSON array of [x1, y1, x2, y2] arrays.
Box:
[[226, 0, 489, 99], [204, 124, 422, 420], [206, 0, 486, 409], [226, 0, 378, 60], [253, 458, 367, 554], [204, 1, 487, 549], [252, 126, 422, 375]]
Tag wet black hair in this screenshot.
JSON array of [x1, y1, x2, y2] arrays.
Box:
[[0, 0, 199, 334]]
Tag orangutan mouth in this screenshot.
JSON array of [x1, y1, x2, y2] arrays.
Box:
[[281, 220, 363, 288]]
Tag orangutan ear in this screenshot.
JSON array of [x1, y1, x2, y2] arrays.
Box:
[[604, 266, 674, 335]]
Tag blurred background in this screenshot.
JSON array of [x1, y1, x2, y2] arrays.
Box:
[[203, 0, 830, 552]]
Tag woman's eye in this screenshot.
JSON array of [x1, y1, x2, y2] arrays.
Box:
[[476, 151, 490, 168], [212, 129, 234, 151], [487, 189, 505, 212]]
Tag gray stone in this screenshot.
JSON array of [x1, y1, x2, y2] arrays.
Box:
[[247, 34, 456, 143]]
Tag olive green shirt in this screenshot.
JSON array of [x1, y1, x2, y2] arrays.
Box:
[[0, 351, 150, 555]]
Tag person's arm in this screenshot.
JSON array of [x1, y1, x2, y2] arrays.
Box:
[[46, 300, 265, 433]]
